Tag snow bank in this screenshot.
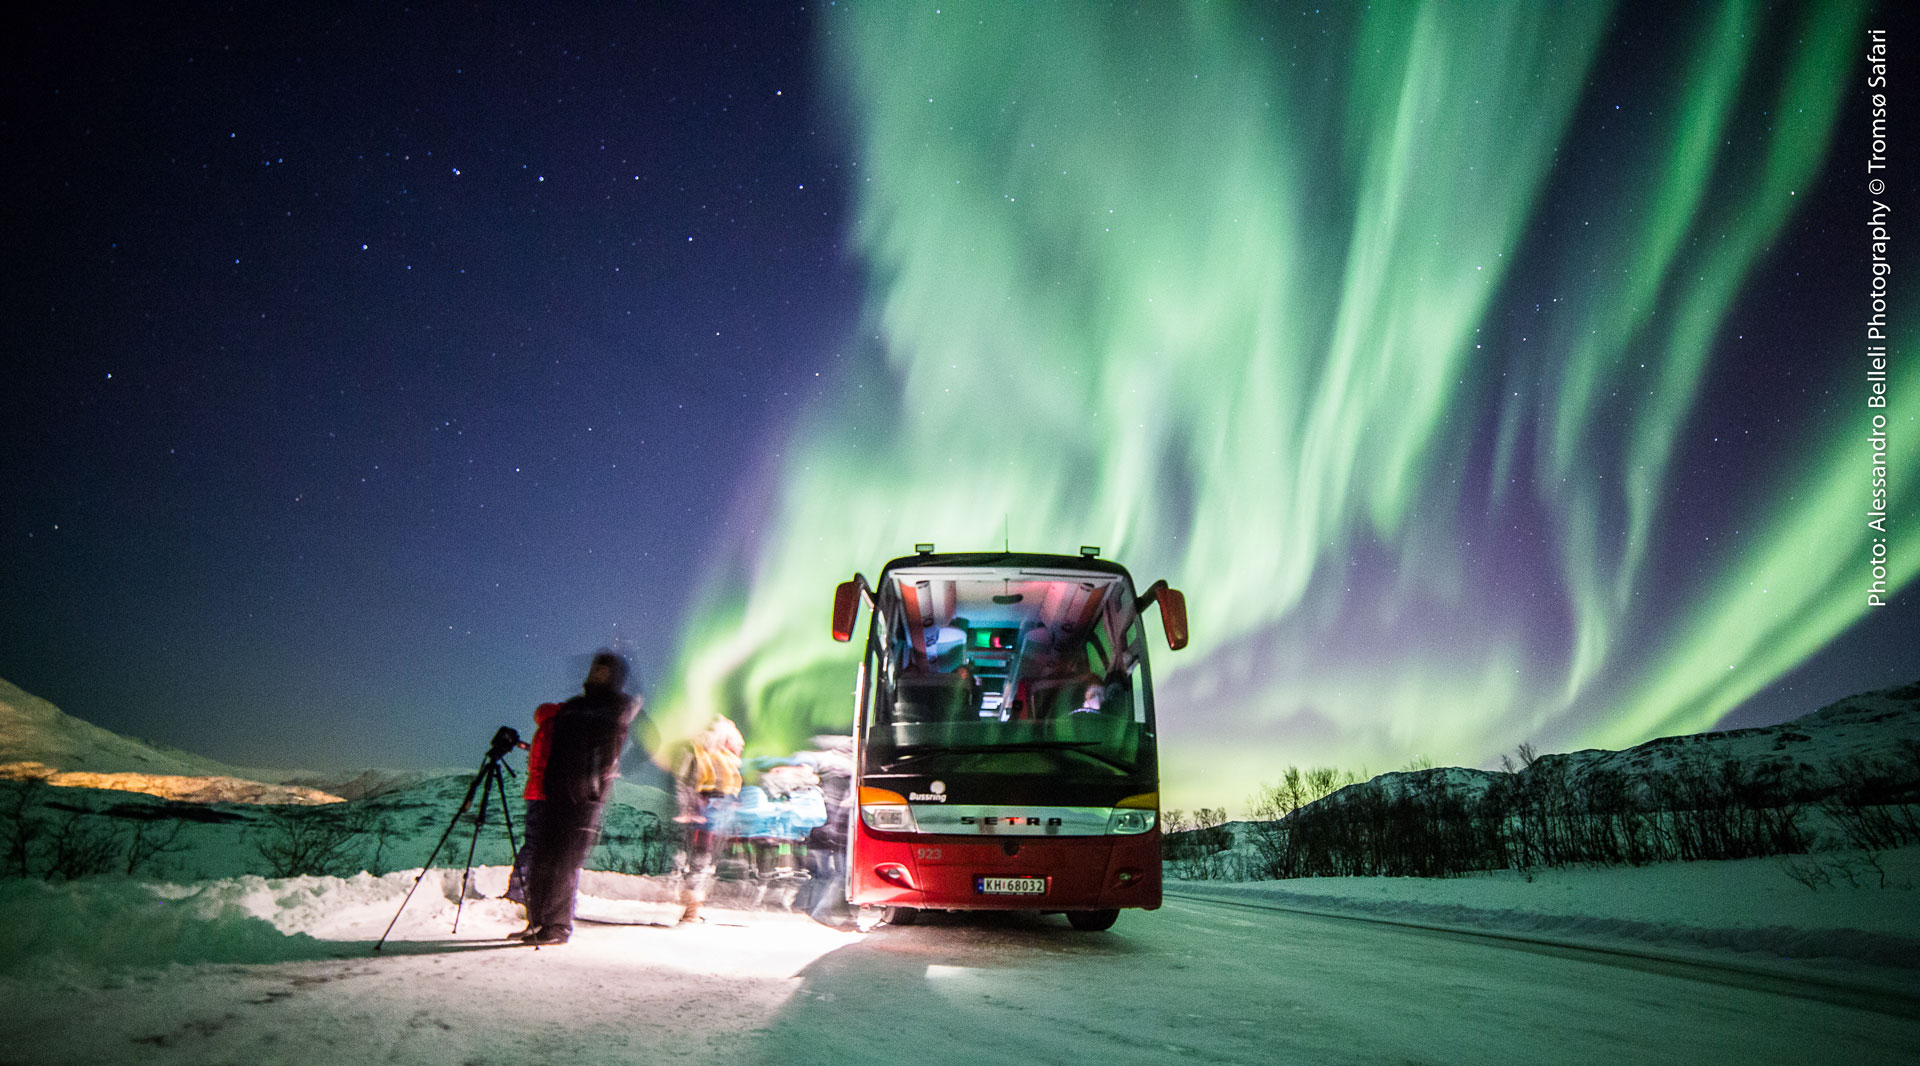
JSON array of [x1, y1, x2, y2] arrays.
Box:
[[147, 866, 503, 934], [1, 877, 335, 973], [1171, 845, 1920, 968], [0, 866, 524, 975]]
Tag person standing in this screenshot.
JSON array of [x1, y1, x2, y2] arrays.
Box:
[[673, 716, 743, 924], [515, 650, 643, 946], [503, 700, 559, 907]]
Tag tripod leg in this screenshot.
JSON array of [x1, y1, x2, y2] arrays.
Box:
[[375, 758, 492, 952], [494, 765, 519, 857], [452, 769, 495, 933]]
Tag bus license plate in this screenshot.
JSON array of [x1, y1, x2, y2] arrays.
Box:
[[976, 876, 1047, 896]]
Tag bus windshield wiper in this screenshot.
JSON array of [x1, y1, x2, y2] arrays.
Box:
[[1060, 748, 1136, 774], [901, 741, 1099, 756], [945, 741, 1138, 774], [876, 741, 1136, 773], [873, 749, 942, 769]]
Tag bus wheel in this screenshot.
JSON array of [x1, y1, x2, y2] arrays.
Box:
[[885, 906, 919, 926], [1067, 909, 1119, 932]]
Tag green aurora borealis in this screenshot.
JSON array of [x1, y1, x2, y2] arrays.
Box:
[[659, 1, 1915, 810]]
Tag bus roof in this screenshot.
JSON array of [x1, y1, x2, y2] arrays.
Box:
[[874, 550, 1138, 589]]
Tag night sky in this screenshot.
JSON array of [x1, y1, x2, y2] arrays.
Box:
[[4, 2, 1914, 808]]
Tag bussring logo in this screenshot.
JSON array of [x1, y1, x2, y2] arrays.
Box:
[[909, 780, 949, 803]]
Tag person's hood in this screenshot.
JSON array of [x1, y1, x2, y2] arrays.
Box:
[[585, 650, 631, 694]]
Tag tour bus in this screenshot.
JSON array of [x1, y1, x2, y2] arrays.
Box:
[[830, 546, 1188, 930]]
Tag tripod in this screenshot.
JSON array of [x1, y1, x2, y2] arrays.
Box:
[[374, 726, 522, 952]]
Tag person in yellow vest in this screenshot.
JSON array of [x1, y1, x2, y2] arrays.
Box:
[[673, 716, 743, 923]]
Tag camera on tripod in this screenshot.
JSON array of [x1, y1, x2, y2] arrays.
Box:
[[488, 725, 524, 763], [375, 724, 527, 951]]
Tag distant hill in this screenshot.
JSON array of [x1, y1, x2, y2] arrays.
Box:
[[276, 768, 443, 801], [0, 676, 646, 808], [0, 766, 679, 881], [0, 677, 680, 881], [0, 676, 276, 779], [1360, 679, 1920, 804], [1171, 680, 1920, 881], [0, 677, 361, 804], [1540, 679, 1920, 787]]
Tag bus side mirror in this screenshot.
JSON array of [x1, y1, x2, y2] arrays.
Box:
[[832, 574, 870, 642], [1157, 587, 1189, 651], [1137, 580, 1190, 651]]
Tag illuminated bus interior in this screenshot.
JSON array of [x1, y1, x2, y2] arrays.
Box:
[[866, 566, 1155, 779]]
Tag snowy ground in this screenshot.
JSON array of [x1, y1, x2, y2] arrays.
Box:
[[3, 678, 1915, 1063], [1, 866, 866, 1064], [1, 851, 1914, 1065], [1170, 847, 1920, 971]]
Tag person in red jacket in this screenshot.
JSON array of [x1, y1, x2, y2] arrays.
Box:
[[504, 701, 560, 907]]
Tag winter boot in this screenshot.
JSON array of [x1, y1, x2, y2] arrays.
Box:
[[678, 881, 706, 924]]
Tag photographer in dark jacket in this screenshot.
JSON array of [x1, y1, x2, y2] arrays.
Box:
[[514, 650, 643, 946]]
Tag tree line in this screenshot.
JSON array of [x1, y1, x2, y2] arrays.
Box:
[[0, 777, 683, 881], [1167, 741, 1920, 881]]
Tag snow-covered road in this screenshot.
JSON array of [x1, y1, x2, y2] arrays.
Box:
[[752, 898, 1917, 1066], [4, 886, 1914, 1066]]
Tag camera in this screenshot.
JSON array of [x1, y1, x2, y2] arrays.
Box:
[[488, 725, 524, 762]]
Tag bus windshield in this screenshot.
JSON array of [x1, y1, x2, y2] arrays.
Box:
[[865, 564, 1156, 778]]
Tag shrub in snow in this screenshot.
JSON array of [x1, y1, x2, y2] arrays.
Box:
[[252, 805, 384, 878]]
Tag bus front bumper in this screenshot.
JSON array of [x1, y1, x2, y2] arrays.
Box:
[[849, 830, 1162, 911]]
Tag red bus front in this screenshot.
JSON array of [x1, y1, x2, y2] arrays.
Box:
[[831, 550, 1187, 931], [850, 791, 1164, 913]]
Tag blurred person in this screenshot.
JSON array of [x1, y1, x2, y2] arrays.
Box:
[[514, 650, 643, 946], [795, 735, 855, 926], [673, 715, 743, 924]]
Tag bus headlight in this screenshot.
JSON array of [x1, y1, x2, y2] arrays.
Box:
[[1106, 808, 1156, 834], [859, 787, 918, 832], [862, 804, 918, 832]]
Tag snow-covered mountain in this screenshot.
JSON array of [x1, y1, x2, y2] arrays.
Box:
[[0, 677, 274, 779], [0, 678, 454, 804], [0, 675, 676, 882], [1365, 680, 1920, 804], [1570, 681, 1920, 785], [1170, 681, 1920, 882], [0, 677, 356, 804]]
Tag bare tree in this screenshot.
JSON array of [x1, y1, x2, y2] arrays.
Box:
[[123, 818, 190, 876], [0, 781, 46, 878], [1245, 767, 1362, 878], [253, 805, 371, 878], [1822, 755, 1920, 851], [360, 812, 400, 876], [42, 808, 123, 881], [1779, 855, 1832, 891]]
